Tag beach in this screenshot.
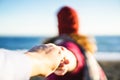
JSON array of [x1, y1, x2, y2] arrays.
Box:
[[98, 61, 120, 80], [94, 53, 120, 80]]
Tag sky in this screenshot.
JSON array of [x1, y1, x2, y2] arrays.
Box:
[[0, 0, 120, 36]]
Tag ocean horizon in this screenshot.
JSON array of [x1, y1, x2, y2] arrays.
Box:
[[0, 35, 120, 61]]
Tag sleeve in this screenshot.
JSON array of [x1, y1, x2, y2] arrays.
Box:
[[0, 52, 32, 80], [59, 41, 85, 74]]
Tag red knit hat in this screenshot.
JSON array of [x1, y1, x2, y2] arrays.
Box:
[[57, 6, 79, 35]]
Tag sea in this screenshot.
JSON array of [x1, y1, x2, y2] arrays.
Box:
[[0, 35, 120, 61]]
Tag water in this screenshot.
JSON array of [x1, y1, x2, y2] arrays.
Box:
[[0, 35, 120, 61], [0, 36, 120, 52], [0, 36, 47, 50], [95, 36, 120, 52]]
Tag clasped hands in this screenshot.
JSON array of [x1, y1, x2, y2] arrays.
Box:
[[25, 43, 72, 77]]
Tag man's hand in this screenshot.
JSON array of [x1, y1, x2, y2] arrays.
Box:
[[26, 43, 64, 77]]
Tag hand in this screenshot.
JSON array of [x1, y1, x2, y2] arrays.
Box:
[[54, 47, 77, 76], [26, 43, 65, 77]]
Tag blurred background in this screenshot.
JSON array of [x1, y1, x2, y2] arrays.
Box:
[[0, 0, 120, 80]]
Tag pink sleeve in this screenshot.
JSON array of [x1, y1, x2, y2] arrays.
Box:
[[59, 41, 85, 74]]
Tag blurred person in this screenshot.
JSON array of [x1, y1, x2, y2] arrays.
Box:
[[0, 43, 67, 80], [44, 6, 107, 80]]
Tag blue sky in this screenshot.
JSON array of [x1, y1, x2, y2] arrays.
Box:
[[0, 0, 120, 36]]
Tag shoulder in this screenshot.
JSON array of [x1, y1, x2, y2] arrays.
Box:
[[44, 35, 73, 45], [44, 36, 59, 44]]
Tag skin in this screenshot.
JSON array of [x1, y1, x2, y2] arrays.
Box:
[[24, 43, 66, 77], [54, 47, 77, 76]]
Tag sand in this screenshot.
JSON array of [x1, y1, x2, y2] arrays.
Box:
[[31, 61, 120, 80], [98, 61, 120, 80]]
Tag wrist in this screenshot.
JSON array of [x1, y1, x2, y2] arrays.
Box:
[[25, 52, 54, 77], [25, 52, 41, 77]]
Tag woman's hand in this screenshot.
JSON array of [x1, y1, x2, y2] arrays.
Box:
[[54, 47, 77, 76]]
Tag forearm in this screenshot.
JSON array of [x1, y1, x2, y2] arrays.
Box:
[[25, 53, 55, 77], [0, 52, 33, 80], [0, 52, 53, 80]]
